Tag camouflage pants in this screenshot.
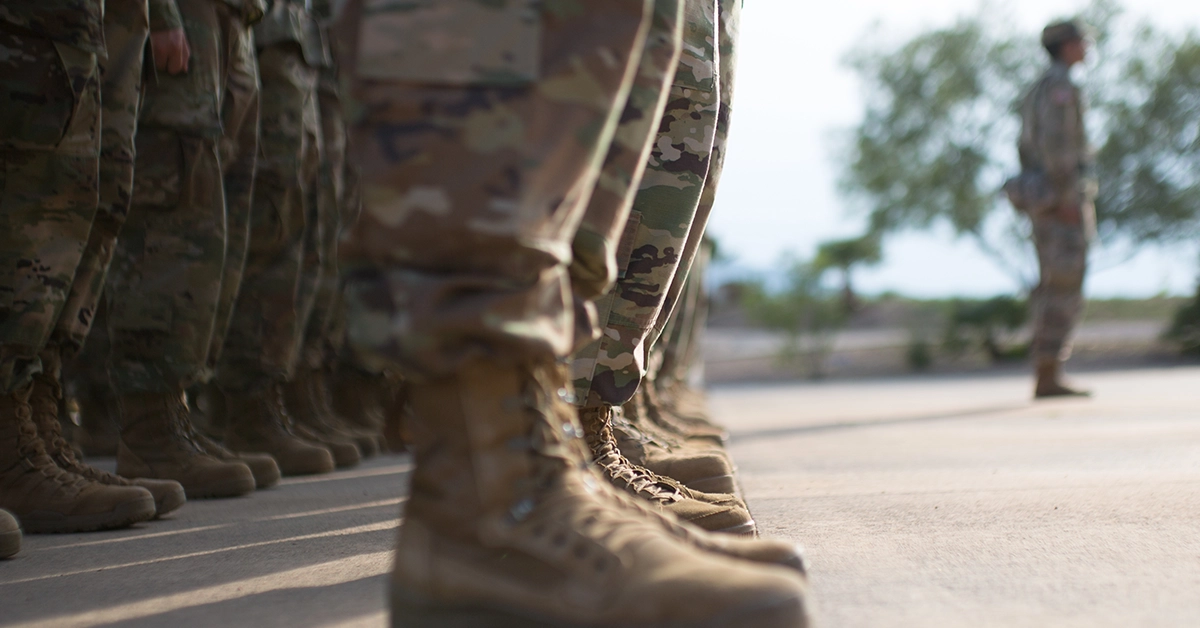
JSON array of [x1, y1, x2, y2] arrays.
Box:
[[296, 63, 346, 370], [654, 237, 713, 389], [54, 0, 151, 364], [106, 0, 260, 394], [573, 0, 735, 406], [1030, 216, 1088, 362], [0, 27, 101, 393], [338, 0, 652, 377], [216, 43, 321, 391]]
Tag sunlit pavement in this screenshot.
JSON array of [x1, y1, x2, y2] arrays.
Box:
[[720, 365, 1200, 628], [0, 457, 406, 628], [4, 366, 1200, 627]]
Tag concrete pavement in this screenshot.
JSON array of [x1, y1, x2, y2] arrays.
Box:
[[721, 365, 1200, 627], [2, 365, 1199, 626]]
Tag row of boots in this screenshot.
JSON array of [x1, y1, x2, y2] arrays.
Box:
[[0, 351, 401, 540], [392, 358, 812, 627]]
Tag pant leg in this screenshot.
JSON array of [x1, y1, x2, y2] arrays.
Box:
[[52, 0, 152, 359], [649, 0, 740, 347], [573, 0, 719, 406], [337, 0, 652, 378], [298, 62, 348, 369], [1030, 218, 1088, 363], [204, 15, 261, 377], [0, 28, 101, 393], [105, 0, 238, 394], [216, 43, 320, 391]]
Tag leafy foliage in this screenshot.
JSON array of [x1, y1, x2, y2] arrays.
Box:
[[741, 259, 847, 378], [840, 0, 1200, 286]]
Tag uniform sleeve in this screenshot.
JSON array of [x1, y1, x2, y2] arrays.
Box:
[[1036, 79, 1083, 205], [149, 0, 184, 31]]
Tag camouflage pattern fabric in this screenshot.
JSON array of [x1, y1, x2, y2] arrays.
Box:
[[1018, 61, 1096, 363], [216, 33, 322, 391], [53, 0, 152, 358], [649, 0, 739, 348], [0, 25, 101, 393], [569, 0, 684, 304], [0, 1, 105, 57], [571, 0, 720, 406], [1030, 219, 1087, 362], [298, 49, 349, 370], [653, 237, 712, 391], [336, 0, 652, 378], [105, 0, 261, 394]]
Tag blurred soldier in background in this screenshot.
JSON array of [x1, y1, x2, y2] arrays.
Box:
[[336, 0, 811, 625], [0, 0, 160, 531], [1011, 19, 1096, 399]]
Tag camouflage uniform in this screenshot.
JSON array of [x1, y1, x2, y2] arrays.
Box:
[[105, 0, 263, 395], [53, 0, 161, 360], [215, 0, 323, 392], [297, 12, 344, 372], [339, 0, 651, 378], [1018, 59, 1095, 364], [573, 0, 740, 407], [0, 4, 103, 393]]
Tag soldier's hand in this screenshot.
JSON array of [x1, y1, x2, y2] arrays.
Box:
[[151, 28, 191, 75]]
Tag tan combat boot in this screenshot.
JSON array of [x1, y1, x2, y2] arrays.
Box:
[[641, 382, 728, 445], [613, 401, 737, 495], [330, 366, 389, 449], [1034, 358, 1091, 399], [579, 404, 755, 536], [308, 367, 381, 457], [282, 371, 362, 468], [116, 390, 257, 499], [0, 508, 21, 558], [31, 348, 186, 517], [223, 383, 336, 477], [392, 358, 811, 628], [0, 387, 157, 533], [190, 432, 282, 489]]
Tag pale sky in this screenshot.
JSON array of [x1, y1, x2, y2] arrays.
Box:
[[710, 0, 1200, 297]]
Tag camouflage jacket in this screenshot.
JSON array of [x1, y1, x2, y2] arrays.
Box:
[[0, 0, 105, 56], [256, 0, 329, 66], [1018, 61, 1095, 206]]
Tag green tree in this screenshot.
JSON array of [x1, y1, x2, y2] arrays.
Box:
[[814, 236, 883, 312], [840, 0, 1200, 286], [742, 258, 846, 378]]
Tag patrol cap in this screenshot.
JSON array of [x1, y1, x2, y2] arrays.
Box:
[[1042, 20, 1085, 49]]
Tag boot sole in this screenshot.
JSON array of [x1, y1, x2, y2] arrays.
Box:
[[713, 520, 757, 537], [0, 529, 20, 558], [392, 586, 808, 628], [182, 473, 257, 499], [17, 495, 157, 534]]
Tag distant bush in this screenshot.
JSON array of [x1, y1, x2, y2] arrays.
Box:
[[943, 296, 1029, 363]]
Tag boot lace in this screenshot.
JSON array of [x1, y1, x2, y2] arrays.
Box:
[[579, 407, 682, 505], [12, 400, 89, 491], [29, 375, 128, 485]]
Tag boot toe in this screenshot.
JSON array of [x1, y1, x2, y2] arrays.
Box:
[[178, 461, 257, 499], [130, 478, 187, 517], [277, 443, 336, 476], [0, 510, 21, 558], [240, 453, 282, 488]]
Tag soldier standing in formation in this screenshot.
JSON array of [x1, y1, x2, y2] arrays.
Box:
[[336, 0, 812, 625], [1016, 20, 1096, 399]]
